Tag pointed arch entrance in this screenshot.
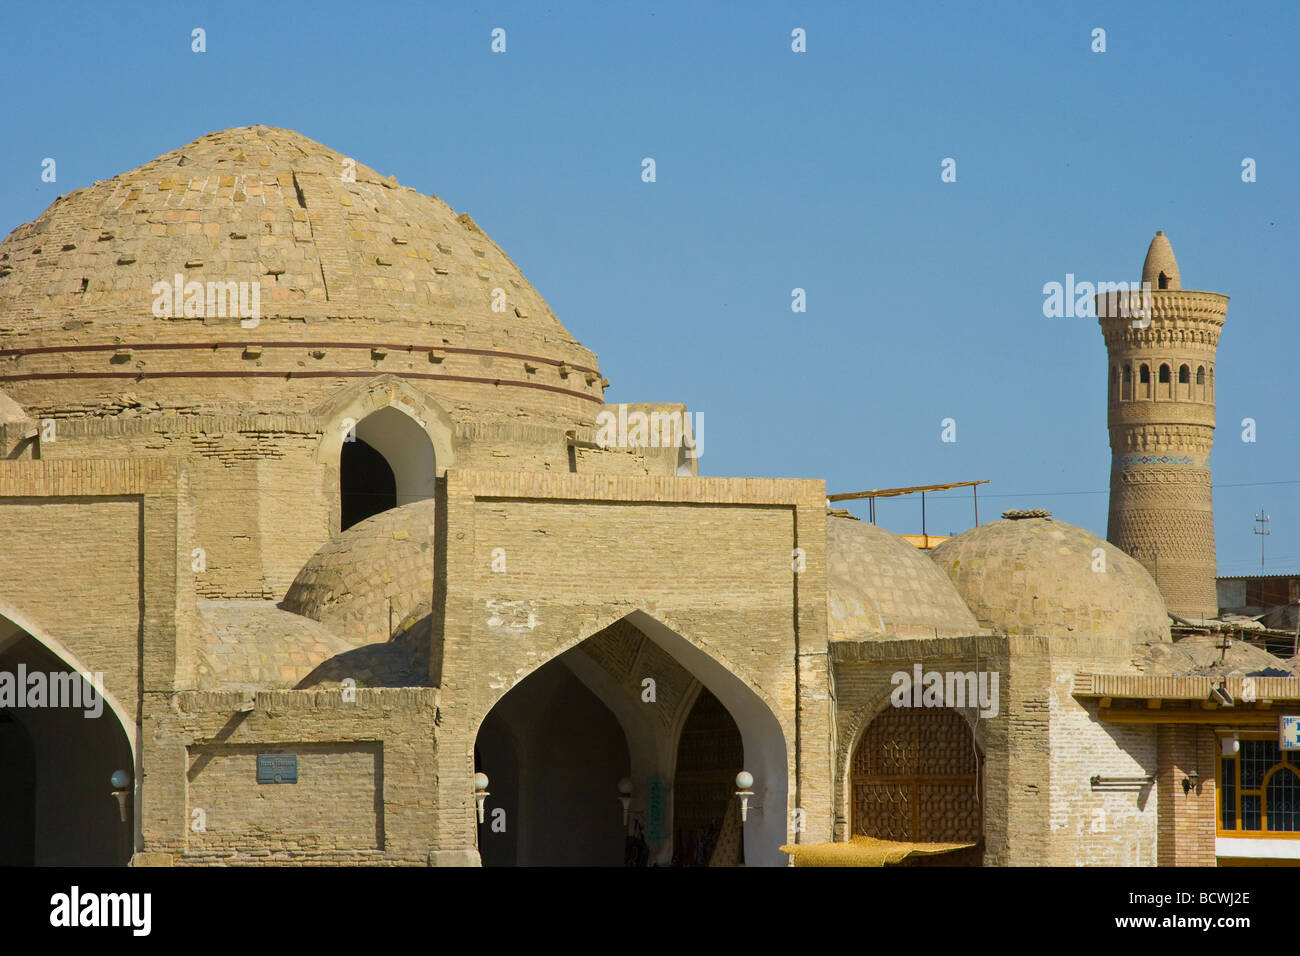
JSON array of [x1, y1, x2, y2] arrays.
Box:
[[470, 611, 790, 867], [475, 657, 631, 866], [0, 613, 135, 865]]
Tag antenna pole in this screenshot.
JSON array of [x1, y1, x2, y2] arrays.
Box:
[[1255, 507, 1270, 568]]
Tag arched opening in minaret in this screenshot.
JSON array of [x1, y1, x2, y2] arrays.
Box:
[[1111, 366, 1118, 400], [1197, 366, 1206, 385], [1159, 363, 1171, 398], [1179, 364, 1191, 398], [1122, 365, 1133, 401], [1139, 364, 1150, 398], [1158, 271, 1169, 289]]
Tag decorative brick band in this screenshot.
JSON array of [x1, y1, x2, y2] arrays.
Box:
[[0, 340, 600, 375], [0, 369, 603, 403], [1114, 454, 1194, 467], [450, 469, 826, 507]]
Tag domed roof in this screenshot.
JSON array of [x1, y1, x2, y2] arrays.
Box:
[[1141, 230, 1181, 290], [826, 515, 984, 641], [0, 126, 576, 340], [0, 126, 604, 425], [194, 598, 360, 691], [282, 498, 436, 646], [929, 513, 1170, 643]]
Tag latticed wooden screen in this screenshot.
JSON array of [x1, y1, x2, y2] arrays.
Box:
[[852, 708, 982, 850]]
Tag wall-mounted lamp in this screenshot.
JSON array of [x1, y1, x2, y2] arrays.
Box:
[[1222, 733, 1240, 756], [735, 771, 759, 822], [617, 777, 634, 827], [474, 772, 490, 824], [1181, 770, 1200, 795], [109, 769, 131, 823]]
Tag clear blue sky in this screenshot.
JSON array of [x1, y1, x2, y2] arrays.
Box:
[[2, 1, 1296, 574]]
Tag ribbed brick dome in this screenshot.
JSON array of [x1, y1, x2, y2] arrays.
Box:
[[0, 126, 603, 423], [930, 514, 1170, 643]]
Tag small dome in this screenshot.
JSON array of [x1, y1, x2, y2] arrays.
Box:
[[195, 599, 360, 691], [282, 499, 436, 645], [827, 515, 984, 640], [930, 514, 1170, 642], [1141, 230, 1181, 291]]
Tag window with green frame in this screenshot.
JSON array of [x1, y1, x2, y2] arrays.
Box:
[[1219, 740, 1300, 834]]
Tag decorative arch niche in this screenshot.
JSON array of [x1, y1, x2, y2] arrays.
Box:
[[849, 706, 984, 865]]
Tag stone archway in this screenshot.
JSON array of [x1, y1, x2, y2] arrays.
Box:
[[0, 613, 136, 865], [465, 610, 791, 867], [474, 656, 631, 866]]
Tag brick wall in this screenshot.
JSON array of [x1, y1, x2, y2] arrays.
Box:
[[147, 688, 439, 865], [1156, 724, 1217, 866]]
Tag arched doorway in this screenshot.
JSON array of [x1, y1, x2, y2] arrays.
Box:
[[475, 657, 630, 866], [0, 624, 134, 866], [672, 686, 744, 866], [850, 707, 983, 866], [468, 612, 791, 866], [339, 405, 436, 530]]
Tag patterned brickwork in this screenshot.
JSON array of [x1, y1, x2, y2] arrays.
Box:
[[1097, 235, 1227, 620], [1156, 724, 1218, 866], [929, 516, 1170, 642]]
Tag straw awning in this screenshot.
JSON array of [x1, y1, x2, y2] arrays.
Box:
[[780, 835, 976, 867]]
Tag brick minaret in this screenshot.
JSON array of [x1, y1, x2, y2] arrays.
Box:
[[1097, 231, 1228, 621]]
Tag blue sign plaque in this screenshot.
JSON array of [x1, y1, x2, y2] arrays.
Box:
[[1280, 716, 1300, 752], [257, 754, 298, 784]]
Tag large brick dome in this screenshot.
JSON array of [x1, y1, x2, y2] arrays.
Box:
[[930, 513, 1171, 643], [0, 125, 603, 426]]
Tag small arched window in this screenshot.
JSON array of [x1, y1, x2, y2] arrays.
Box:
[[1159, 364, 1171, 383], [1159, 271, 1169, 290], [1140, 364, 1150, 383], [1122, 365, 1133, 400], [1179, 364, 1190, 384], [1197, 366, 1206, 385]]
